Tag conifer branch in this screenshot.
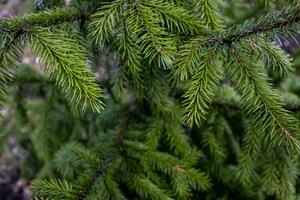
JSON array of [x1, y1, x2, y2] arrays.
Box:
[[255, 39, 294, 77], [227, 46, 300, 151], [214, 102, 300, 113], [182, 46, 223, 127], [77, 102, 135, 199], [0, 7, 83, 33], [194, 0, 224, 30], [175, 5, 300, 44], [237, 121, 261, 186], [165, 122, 192, 157], [32, 179, 77, 199], [77, 149, 120, 200], [0, 31, 24, 108], [127, 174, 172, 200], [3, 1, 300, 199], [126, 140, 211, 198], [143, 0, 204, 34], [115, 11, 144, 98], [214, 4, 300, 45], [175, 5, 300, 133], [172, 37, 204, 82], [54, 142, 100, 178], [89, 0, 123, 45], [132, 1, 176, 69], [28, 28, 104, 113]]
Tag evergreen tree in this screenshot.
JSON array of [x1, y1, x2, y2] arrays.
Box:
[[1, 0, 300, 199]]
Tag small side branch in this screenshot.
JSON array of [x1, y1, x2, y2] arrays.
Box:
[[77, 101, 135, 200], [211, 4, 300, 45], [0, 8, 83, 33]]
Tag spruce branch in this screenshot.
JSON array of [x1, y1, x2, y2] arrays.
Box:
[[146, 68, 173, 115], [261, 150, 298, 199], [255, 39, 294, 77], [77, 102, 135, 199], [89, 0, 123, 45], [142, 0, 204, 34], [77, 149, 120, 200], [237, 121, 261, 186], [172, 37, 204, 82], [85, 175, 127, 200], [32, 179, 77, 199], [126, 140, 210, 198], [227, 45, 300, 151], [173, 4, 300, 128], [182, 46, 223, 127], [0, 7, 83, 33], [214, 102, 300, 113], [175, 4, 300, 46], [165, 122, 192, 157], [0, 31, 24, 108], [127, 174, 172, 200], [145, 119, 164, 148], [28, 28, 105, 113], [214, 4, 300, 45], [54, 142, 100, 178], [213, 87, 300, 113], [132, 1, 176, 69], [114, 10, 144, 98], [194, 0, 224, 30], [3, 1, 300, 199], [201, 126, 227, 162]]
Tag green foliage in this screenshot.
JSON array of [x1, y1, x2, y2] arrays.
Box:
[[129, 1, 175, 69], [1, 0, 300, 200], [89, 1, 122, 45], [226, 45, 299, 151], [0, 7, 81, 32], [181, 46, 223, 126], [256, 39, 294, 77], [32, 179, 77, 199], [194, 0, 224, 30], [0, 32, 24, 108], [28, 28, 104, 112], [142, 0, 203, 34]]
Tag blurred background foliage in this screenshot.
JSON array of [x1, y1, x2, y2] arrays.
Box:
[[0, 0, 300, 199]]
